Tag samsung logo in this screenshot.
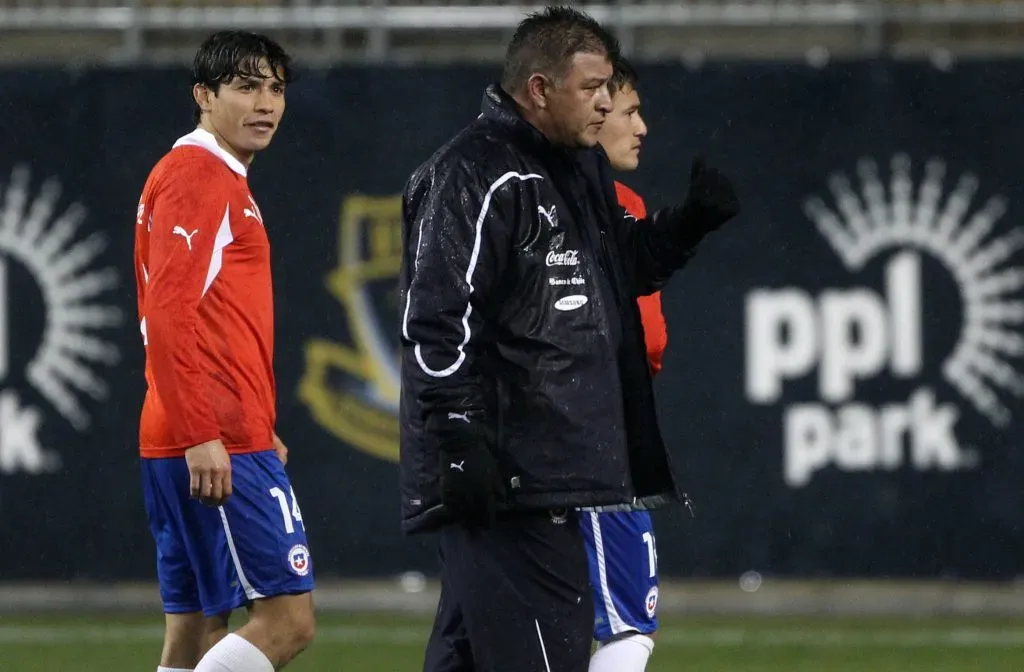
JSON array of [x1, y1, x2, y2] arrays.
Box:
[[554, 295, 588, 312]]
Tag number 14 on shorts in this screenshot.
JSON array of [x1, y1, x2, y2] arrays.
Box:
[[642, 531, 658, 578], [270, 486, 304, 534]]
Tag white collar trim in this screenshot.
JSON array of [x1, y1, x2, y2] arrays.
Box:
[[172, 127, 248, 177]]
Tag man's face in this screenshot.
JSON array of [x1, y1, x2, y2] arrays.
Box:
[[196, 57, 286, 163], [597, 84, 647, 171], [545, 51, 613, 148]]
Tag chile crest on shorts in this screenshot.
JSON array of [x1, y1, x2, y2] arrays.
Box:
[[645, 586, 658, 618], [288, 543, 311, 576]]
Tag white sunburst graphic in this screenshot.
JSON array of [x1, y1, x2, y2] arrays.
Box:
[[0, 164, 122, 430], [803, 154, 1024, 427]]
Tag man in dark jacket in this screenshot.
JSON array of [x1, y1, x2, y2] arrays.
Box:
[[399, 6, 739, 671]]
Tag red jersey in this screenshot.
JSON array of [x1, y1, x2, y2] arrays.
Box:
[[615, 181, 669, 376], [134, 128, 276, 458]]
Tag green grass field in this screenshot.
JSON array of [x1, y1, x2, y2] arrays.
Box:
[[3, 612, 1024, 671]]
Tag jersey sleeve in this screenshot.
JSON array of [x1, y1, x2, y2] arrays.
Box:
[[614, 181, 648, 220], [141, 161, 229, 447], [637, 292, 668, 376]]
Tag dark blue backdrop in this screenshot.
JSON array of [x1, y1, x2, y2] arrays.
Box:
[[0, 61, 1021, 581]]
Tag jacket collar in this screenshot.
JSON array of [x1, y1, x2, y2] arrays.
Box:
[[482, 86, 624, 236], [481, 83, 577, 161], [480, 83, 616, 175]]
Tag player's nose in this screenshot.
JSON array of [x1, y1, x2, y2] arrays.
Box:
[[254, 88, 275, 113], [636, 115, 648, 138]]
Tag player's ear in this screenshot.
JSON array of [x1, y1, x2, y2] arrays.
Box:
[[193, 83, 214, 115]]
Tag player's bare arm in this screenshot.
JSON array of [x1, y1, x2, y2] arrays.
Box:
[[186, 438, 232, 506]]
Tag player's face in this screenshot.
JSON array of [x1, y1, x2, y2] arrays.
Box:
[[545, 52, 614, 148], [597, 85, 647, 171], [196, 57, 286, 164]]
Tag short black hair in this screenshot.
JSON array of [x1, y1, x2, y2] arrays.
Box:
[[191, 30, 294, 124], [501, 5, 620, 94], [608, 56, 639, 96]]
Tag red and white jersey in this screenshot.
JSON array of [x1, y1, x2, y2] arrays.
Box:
[[615, 181, 669, 376], [134, 128, 275, 458]]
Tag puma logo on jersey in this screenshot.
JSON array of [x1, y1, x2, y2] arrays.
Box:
[[450, 461, 465, 472], [537, 205, 558, 228], [447, 411, 470, 424], [172, 226, 199, 251], [244, 194, 264, 225]]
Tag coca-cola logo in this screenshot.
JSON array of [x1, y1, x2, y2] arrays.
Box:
[[546, 249, 579, 267]]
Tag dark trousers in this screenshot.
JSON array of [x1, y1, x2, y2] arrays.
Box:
[[423, 509, 594, 672]]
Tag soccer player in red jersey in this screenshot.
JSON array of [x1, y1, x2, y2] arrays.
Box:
[[134, 31, 315, 672], [582, 57, 666, 672]]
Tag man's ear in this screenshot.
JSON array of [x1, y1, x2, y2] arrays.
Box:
[[525, 74, 551, 110], [192, 83, 213, 116]]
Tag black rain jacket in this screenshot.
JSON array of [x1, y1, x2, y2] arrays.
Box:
[[399, 84, 713, 533]]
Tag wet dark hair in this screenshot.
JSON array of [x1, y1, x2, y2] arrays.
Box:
[[501, 5, 620, 94], [608, 55, 639, 96], [191, 30, 294, 124]]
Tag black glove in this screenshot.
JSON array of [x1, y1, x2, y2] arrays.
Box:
[[426, 410, 504, 531], [680, 156, 740, 232]]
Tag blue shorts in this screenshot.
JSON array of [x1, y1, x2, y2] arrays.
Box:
[[581, 510, 659, 642], [140, 449, 315, 617]]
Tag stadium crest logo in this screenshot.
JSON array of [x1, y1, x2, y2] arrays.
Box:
[[745, 155, 1024, 488], [0, 165, 121, 474], [299, 194, 402, 462]]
